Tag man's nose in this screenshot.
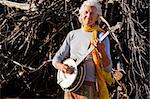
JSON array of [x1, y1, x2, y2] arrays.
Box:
[[87, 13, 91, 18]]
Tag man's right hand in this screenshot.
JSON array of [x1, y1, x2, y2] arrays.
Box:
[[55, 62, 74, 74]]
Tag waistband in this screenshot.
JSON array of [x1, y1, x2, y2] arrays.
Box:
[[83, 80, 96, 86]]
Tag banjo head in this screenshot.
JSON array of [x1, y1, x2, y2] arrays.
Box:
[[57, 58, 78, 89]]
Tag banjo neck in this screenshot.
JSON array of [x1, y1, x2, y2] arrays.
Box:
[[75, 31, 110, 66]]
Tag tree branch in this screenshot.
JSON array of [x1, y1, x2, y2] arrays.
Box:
[[0, 0, 36, 11]]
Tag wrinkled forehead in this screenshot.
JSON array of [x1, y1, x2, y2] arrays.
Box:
[[83, 5, 97, 12]]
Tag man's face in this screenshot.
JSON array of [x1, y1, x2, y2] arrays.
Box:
[[81, 6, 98, 26]]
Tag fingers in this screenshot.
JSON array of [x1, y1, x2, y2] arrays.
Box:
[[90, 39, 105, 53], [62, 65, 73, 74], [91, 39, 99, 47], [61, 64, 67, 72], [90, 39, 104, 48]]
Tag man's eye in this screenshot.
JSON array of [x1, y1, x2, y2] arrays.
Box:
[[85, 11, 88, 14]]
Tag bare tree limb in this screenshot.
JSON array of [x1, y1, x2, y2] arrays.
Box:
[[0, 0, 37, 11]]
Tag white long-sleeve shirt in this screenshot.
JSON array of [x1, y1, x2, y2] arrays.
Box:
[[52, 28, 112, 82]]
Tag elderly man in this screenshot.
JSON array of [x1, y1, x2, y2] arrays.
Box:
[[52, 0, 113, 98]]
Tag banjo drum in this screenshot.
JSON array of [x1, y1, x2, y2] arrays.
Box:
[[57, 58, 86, 92]]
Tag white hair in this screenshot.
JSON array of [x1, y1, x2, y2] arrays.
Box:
[[79, 0, 102, 16]]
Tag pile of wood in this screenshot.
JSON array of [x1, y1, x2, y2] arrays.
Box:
[[0, 0, 149, 98]]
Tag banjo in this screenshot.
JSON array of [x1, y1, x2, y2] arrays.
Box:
[[57, 22, 121, 92]]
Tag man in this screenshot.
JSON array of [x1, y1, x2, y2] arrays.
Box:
[[52, 0, 113, 98]]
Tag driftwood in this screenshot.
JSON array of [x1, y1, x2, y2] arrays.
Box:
[[0, 0, 149, 98], [0, 0, 30, 10]]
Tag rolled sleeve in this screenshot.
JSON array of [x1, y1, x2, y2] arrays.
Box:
[[103, 36, 112, 72], [98, 32, 113, 72], [52, 33, 71, 67]]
